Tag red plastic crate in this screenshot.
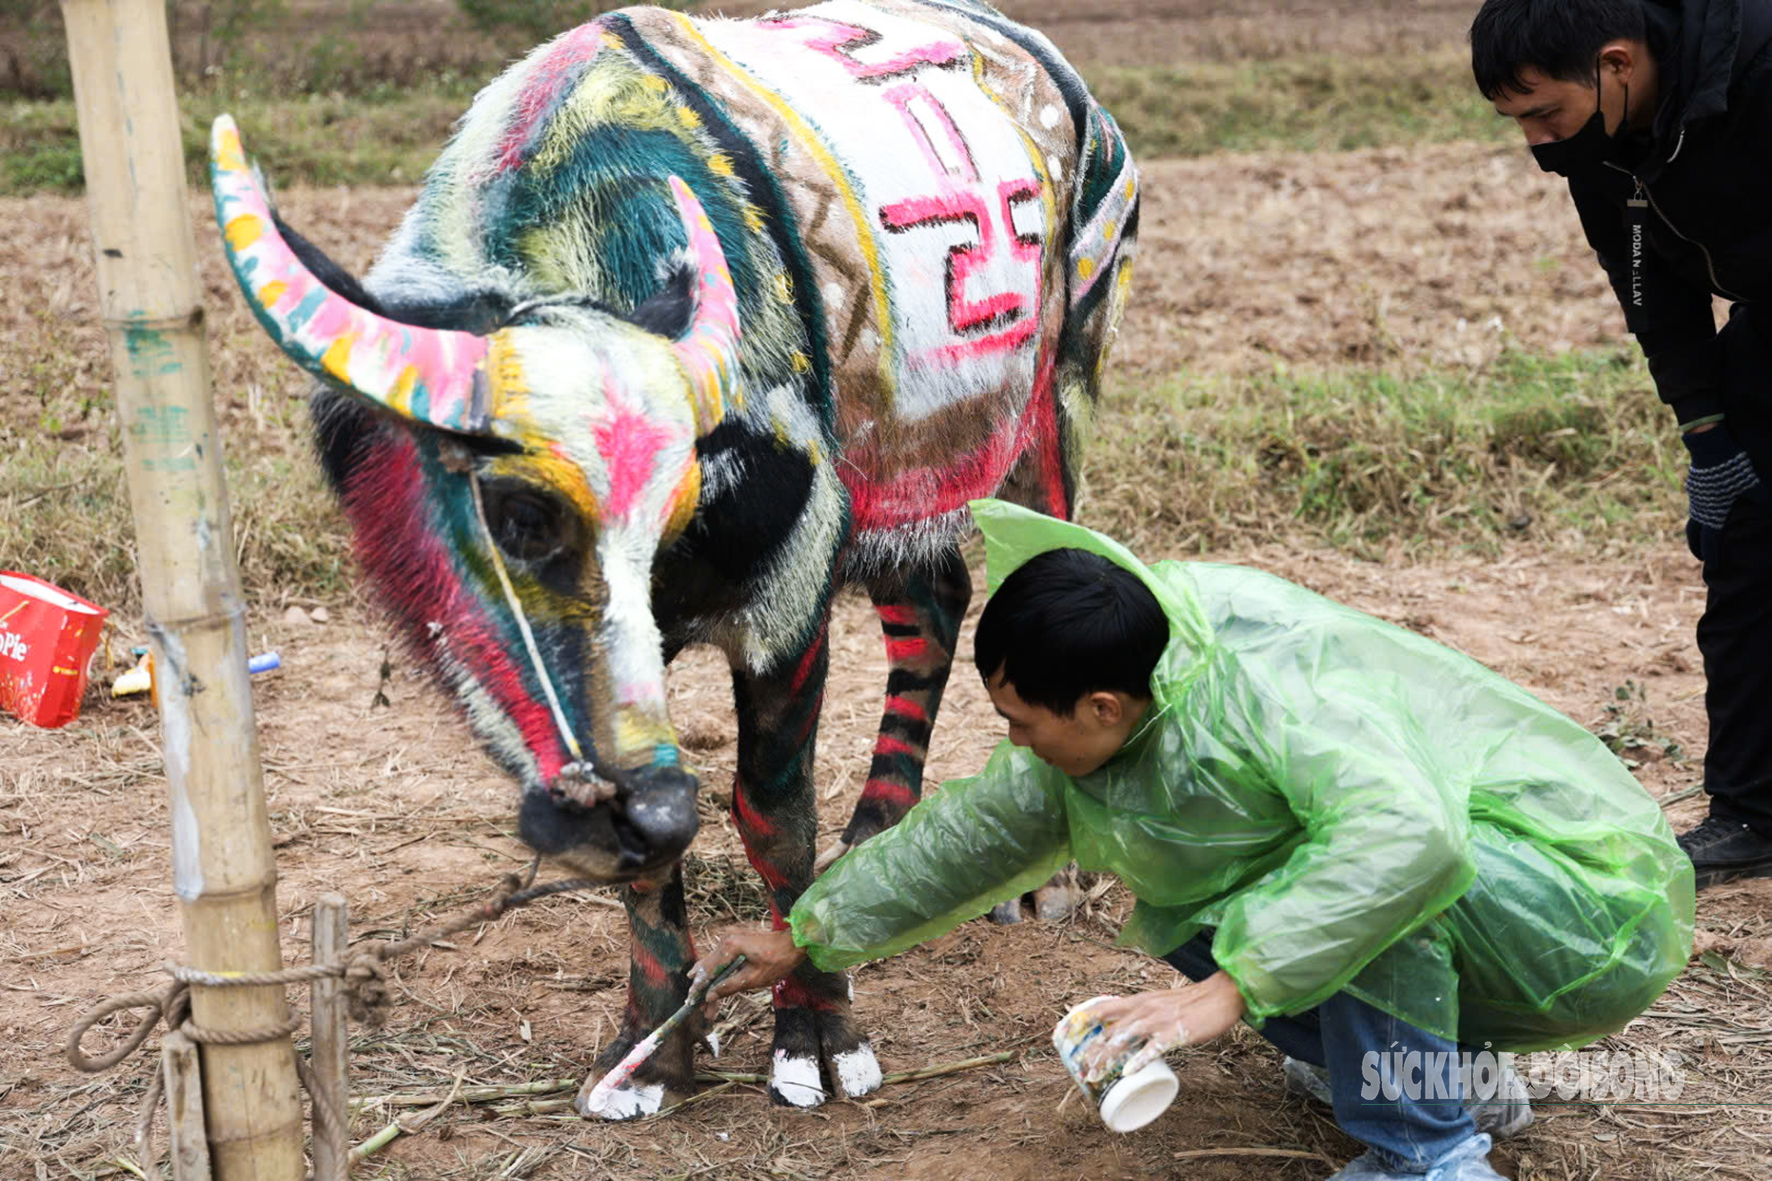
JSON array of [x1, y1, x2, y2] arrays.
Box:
[[0, 572, 108, 729]]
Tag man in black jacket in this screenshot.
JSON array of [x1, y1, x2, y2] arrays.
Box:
[[1471, 0, 1772, 888]]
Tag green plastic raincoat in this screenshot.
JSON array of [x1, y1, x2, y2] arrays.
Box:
[[789, 501, 1695, 1052]]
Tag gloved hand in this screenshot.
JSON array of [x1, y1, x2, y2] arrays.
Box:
[[1683, 421, 1766, 562]]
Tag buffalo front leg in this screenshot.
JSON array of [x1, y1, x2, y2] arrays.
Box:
[[816, 548, 972, 870], [573, 866, 699, 1119], [731, 618, 882, 1107]]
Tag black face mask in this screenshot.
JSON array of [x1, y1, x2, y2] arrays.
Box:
[[1530, 65, 1627, 178]]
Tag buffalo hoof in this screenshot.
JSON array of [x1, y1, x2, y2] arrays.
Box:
[[813, 839, 851, 874], [574, 1020, 696, 1120], [990, 864, 1083, 925], [574, 1074, 668, 1120], [766, 998, 882, 1108]]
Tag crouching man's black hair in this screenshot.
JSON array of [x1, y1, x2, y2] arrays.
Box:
[[973, 547, 1168, 716], [1469, 0, 1646, 99]]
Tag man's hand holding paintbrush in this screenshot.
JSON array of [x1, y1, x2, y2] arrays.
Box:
[[692, 929, 805, 1017]]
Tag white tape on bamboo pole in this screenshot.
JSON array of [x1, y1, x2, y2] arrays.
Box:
[[59, 1, 304, 1176]]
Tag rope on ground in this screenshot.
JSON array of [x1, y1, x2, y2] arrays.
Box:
[[63, 862, 605, 1179]]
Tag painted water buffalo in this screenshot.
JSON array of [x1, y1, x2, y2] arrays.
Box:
[[211, 0, 1137, 1118]]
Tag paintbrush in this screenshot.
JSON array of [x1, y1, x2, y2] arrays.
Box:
[[577, 954, 747, 1114]]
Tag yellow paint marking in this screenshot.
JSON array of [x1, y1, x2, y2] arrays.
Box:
[[223, 213, 264, 252], [214, 127, 247, 174], [1077, 256, 1096, 280], [320, 333, 358, 383], [256, 280, 288, 308], [486, 332, 530, 418], [615, 711, 674, 758], [391, 364, 419, 414], [488, 449, 602, 528], [663, 459, 701, 541]]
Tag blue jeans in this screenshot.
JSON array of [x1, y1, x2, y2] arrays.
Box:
[[1163, 931, 1475, 1173]]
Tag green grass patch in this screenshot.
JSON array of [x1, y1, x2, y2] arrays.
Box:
[[3, 341, 1682, 620], [1085, 348, 1683, 560], [3, 47, 1509, 196], [3, 90, 472, 195], [1090, 48, 1509, 157]]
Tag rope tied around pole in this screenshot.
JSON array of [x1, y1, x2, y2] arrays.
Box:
[[65, 863, 604, 1178]]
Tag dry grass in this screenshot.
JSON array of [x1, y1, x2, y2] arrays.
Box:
[[0, 144, 1698, 618]]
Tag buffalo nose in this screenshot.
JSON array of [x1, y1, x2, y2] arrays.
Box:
[[621, 766, 700, 864]]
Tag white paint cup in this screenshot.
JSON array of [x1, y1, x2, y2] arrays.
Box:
[[1052, 994, 1179, 1133]]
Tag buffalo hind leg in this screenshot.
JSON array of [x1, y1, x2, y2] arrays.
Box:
[[574, 864, 700, 1119], [731, 616, 882, 1107], [816, 547, 972, 869]]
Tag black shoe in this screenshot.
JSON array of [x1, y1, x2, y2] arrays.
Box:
[[1677, 815, 1772, 889]]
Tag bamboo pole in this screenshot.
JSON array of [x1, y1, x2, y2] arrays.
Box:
[[59, 2, 304, 1177], [310, 895, 349, 1181], [162, 1032, 214, 1181]]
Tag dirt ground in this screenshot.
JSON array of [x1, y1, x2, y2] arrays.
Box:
[[4, 6, 1772, 1178], [7, 543, 1770, 1180]]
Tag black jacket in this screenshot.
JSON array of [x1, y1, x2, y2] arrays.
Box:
[[1567, 0, 1772, 424]]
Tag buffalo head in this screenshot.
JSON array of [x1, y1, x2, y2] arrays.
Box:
[[211, 116, 744, 879]]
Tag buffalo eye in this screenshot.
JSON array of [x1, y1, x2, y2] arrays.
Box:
[[483, 484, 573, 563]]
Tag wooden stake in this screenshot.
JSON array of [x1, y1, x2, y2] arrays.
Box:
[[162, 1031, 213, 1181], [59, 2, 303, 1177], [311, 895, 349, 1181]]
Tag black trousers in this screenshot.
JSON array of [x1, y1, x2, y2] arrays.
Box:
[[1694, 303, 1772, 835]]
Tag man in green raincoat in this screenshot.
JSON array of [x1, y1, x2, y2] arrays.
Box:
[[695, 500, 1694, 1181]]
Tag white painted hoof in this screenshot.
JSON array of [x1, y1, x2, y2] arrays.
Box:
[[1033, 882, 1079, 923], [990, 896, 1024, 924], [769, 1050, 828, 1108], [575, 1076, 666, 1120], [832, 1042, 883, 1098], [814, 840, 851, 874]]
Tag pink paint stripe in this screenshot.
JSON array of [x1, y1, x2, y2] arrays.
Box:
[[873, 734, 922, 759], [873, 603, 917, 627], [883, 695, 929, 724], [841, 350, 1059, 532], [911, 318, 1039, 368], [496, 22, 606, 173], [859, 778, 918, 809], [732, 778, 779, 840], [883, 636, 928, 664], [789, 625, 826, 695]]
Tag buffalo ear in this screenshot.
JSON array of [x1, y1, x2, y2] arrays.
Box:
[[274, 211, 517, 337], [272, 211, 388, 317], [626, 255, 697, 339]]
